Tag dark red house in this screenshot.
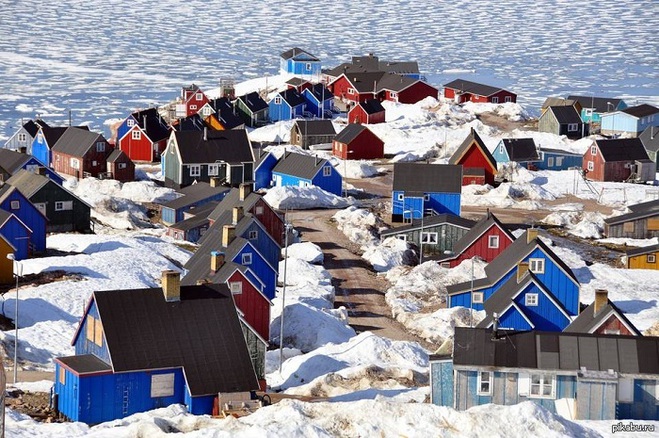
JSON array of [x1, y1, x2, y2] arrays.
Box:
[[376, 73, 438, 104], [443, 79, 517, 104], [584, 138, 654, 182], [449, 128, 498, 185], [332, 123, 385, 160], [51, 127, 112, 179], [435, 211, 514, 268], [106, 149, 135, 182], [178, 84, 210, 118], [348, 99, 385, 124], [328, 72, 384, 104]]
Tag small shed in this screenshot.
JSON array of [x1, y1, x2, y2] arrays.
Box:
[[604, 199, 659, 239], [449, 128, 497, 185], [272, 152, 342, 196], [492, 138, 541, 168], [290, 120, 336, 149], [280, 48, 321, 77], [0, 209, 32, 260], [348, 99, 385, 124], [332, 123, 384, 160], [106, 149, 135, 182], [538, 106, 588, 139]]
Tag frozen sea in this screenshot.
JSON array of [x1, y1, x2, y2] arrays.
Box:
[[1, 0, 657, 139]]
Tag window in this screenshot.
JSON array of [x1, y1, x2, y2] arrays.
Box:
[[150, 373, 175, 398], [396, 235, 407, 241], [648, 254, 656, 263], [505, 96, 512, 103], [440, 262, 451, 268], [491, 97, 499, 104], [421, 232, 438, 244], [189, 165, 201, 177], [587, 161, 594, 172], [323, 166, 332, 177], [397, 193, 404, 201], [547, 157, 554, 167], [529, 258, 545, 274], [70, 158, 80, 169], [499, 145, 504, 154], [255, 206, 264, 215], [118, 162, 127, 169], [59, 367, 66, 385], [96, 141, 105, 152], [568, 123, 578, 132], [472, 291, 484, 304], [94, 317, 103, 346], [86, 315, 95, 341], [618, 378, 634, 403], [530, 374, 555, 398], [55, 201, 73, 211], [127, 119, 135, 127], [556, 157, 563, 167], [584, 109, 593, 116], [208, 164, 219, 176], [249, 230, 258, 240], [347, 88, 355, 95], [604, 329, 621, 335], [274, 96, 282, 104], [242, 253, 252, 265], [202, 106, 212, 116], [477, 371, 492, 395], [525, 293, 539, 306], [131, 130, 141, 140], [196, 92, 203, 101], [229, 282, 243, 294], [92, 160, 98, 167], [424, 194, 430, 201], [390, 92, 397, 98], [10, 200, 19, 210], [488, 235, 500, 249], [189, 105, 197, 110], [590, 146, 597, 156], [17, 133, 26, 142], [305, 63, 312, 71], [623, 221, 635, 233]]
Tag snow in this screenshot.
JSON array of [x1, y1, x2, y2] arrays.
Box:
[[263, 186, 353, 210], [283, 242, 324, 264]]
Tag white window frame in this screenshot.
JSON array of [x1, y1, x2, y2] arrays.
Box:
[[323, 166, 332, 177], [587, 161, 594, 171], [529, 258, 545, 274], [584, 108, 593, 116], [17, 133, 26, 142], [127, 119, 135, 127], [274, 96, 282, 105], [10, 200, 19, 210], [305, 62, 312, 71], [70, 158, 80, 169], [189, 165, 201, 177], [491, 97, 499, 104], [648, 254, 656, 263], [590, 146, 597, 156], [118, 162, 127, 169], [396, 235, 407, 242], [189, 104, 197, 110], [556, 156, 563, 167], [488, 235, 500, 249], [390, 91, 397, 98], [92, 160, 98, 167], [529, 374, 556, 399], [547, 157, 554, 167], [424, 194, 430, 201], [96, 141, 105, 152], [229, 281, 243, 295], [499, 145, 504, 154], [472, 291, 484, 304], [249, 230, 258, 240], [196, 92, 203, 101], [347, 88, 355, 95], [241, 253, 252, 265], [504, 96, 512, 103], [421, 232, 438, 244], [477, 371, 492, 396], [525, 293, 539, 306], [132, 130, 141, 140], [397, 193, 404, 201], [150, 373, 175, 398], [55, 200, 73, 211], [568, 123, 578, 132], [255, 206, 264, 215], [208, 164, 219, 176]]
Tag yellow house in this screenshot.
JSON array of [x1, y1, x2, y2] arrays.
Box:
[[626, 243, 659, 269], [0, 236, 16, 284]]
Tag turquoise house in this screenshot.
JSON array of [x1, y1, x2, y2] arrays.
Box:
[[601, 104, 659, 137], [567, 96, 626, 123]]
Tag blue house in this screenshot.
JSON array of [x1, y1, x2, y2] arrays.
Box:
[[280, 47, 321, 77], [431, 327, 659, 421], [253, 150, 278, 191], [31, 126, 88, 167], [268, 89, 306, 122], [492, 138, 541, 168], [302, 84, 334, 118], [0, 148, 63, 185], [601, 104, 659, 137], [160, 182, 229, 225], [567, 95, 627, 123], [0, 185, 47, 253], [535, 148, 583, 171], [165, 201, 219, 243], [391, 163, 462, 222], [53, 272, 258, 424], [272, 152, 342, 196], [447, 229, 580, 323], [0, 210, 31, 260]]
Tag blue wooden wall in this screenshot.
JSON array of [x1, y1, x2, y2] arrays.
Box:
[[74, 300, 111, 364], [232, 243, 277, 300], [535, 151, 583, 171], [430, 360, 454, 407], [242, 221, 280, 270], [0, 215, 31, 260], [116, 116, 137, 143], [510, 283, 571, 331], [268, 99, 294, 122], [280, 58, 321, 77], [254, 153, 277, 190], [525, 247, 579, 315], [428, 193, 461, 216], [617, 379, 659, 420], [311, 165, 342, 196], [0, 190, 46, 253], [492, 141, 511, 164], [31, 133, 51, 167]]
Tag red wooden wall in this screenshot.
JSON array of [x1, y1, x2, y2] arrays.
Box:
[[228, 270, 271, 341], [449, 226, 513, 268]]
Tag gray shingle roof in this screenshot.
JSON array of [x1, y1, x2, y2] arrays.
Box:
[[604, 207, 659, 226], [106, 149, 128, 163], [377, 60, 419, 75], [272, 152, 330, 180], [22, 119, 50, 138], [0, 149, 31, 174], [307, 83, 334, 102], [41, 126, 88, 148], [334, 124, 374, 144], [276, 89, 306, 108], [564, 300, 640, 336], [285, 77, 310, 87], [501, 138, 541, 161], [595, 138, 649, 162], [206, 188, 262, 224], [375, 73, 421, 93], [130, 107, 170, 141], [567, 96, 624, 113], [173, 129, 254, 165], [380, 213, 475, 238], [293, 120, 336, 137], [7, 169, 91, 208], [51, 127, 105, 157], [548, 105, 583, 124], [161, 182, 229, 210], [449, 128, 497, 170], [639, 126, 659, 153], [56, 354, 112, 375], [280, 47, 319, 61], [443, 79, 507, 97], [353, 99, 385, 116], [439, 212, 513, 261], [621, 104, 659, 118], [541, 97, 576, 110], [237, 92, 268, 113], [337, 72, 386, 93], [625, 243, 659, 257], [392, 163, 462, 194]]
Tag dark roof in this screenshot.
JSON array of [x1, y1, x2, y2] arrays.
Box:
[[566, 96, 624, 113], [130, 107, 170, 141], [334, 123, 378, 144], [7, 169, 90, 209], [625, 243, 659, 257], [440, 212, 513, 261], [628, 199, 659, 213], [52, 127, 104, 157], [272, 152, 330, 180], [337, 72, 386, 93], [547, 106, 583, 124], [0, 149, 31, 174], [168, 212, 210, 233], [323, 62, 370, 78], [538, 147, 583, 157], [449, 128, 497, 170], [353, 99, 385, 116], [324, 55, 419, 77], [175, 114, 208, 132], [293, 120, 336, 137], [172, 129, 254, 165], [443, 79, 507, 97], [564, 300, 640, 336], [106, 149, 129, 163], [392, 163, 462, 194], [450, 327, 659, 375], [57, 354, 113, 375], [541, 97, 576, 110], [306, 83, 334, 102], [595, 138, 649, 162], [286, 77, 310, 87], [621, 104, 659, 118], [280, 47, 319, 62], [376, 73, 422, 93], [639, 126, 659, 153], [206, 188, 263, 224], [161, 182, 229, 210], [40, 126, 88, 147], [501, 138, 541, 162], [237, 92, 268, 113], [22, 119, 50, 138], [378, 60, 419, 75], [380, 213, 475, 237], [94, 282, 258, 395], [277, 89, 306, 108], [604, 205, 659, 226]]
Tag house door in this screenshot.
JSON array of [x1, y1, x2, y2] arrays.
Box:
[[575, 377, 617, 420], [403, 197, 424, 222]]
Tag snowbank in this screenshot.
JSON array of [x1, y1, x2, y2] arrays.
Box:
[[264, 186, 353, 210]]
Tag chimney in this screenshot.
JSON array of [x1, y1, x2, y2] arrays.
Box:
[[526, 228, 539, 244], [209, 176, 221, 187], [161, 270, 181, 302], [517, 262, 529, 282], [203, 126, 208, 141], [222, 224, 236, 248], [232, 206, 244, 224], [37, 167, 47, 176], [594, 289, 608, 314], [239, 183, 251, 201], [492, 312, 499, 340], [143, 115, 147, 129], [210, 251, 225, 274]]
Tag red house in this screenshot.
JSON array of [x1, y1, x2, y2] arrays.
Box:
[[106, 149, 135, 182], [51, 127, 112, 179], [584, 138, 653, 182], [328, 72, 384, 104], [376, 73, 439, 104], [332, 123, 385, 160], [117, 108, 171, 162], [177, 84, 210, 118], [436, 211, 514, 268], [564, 289, 641, 336], [348, 99, 385, 124], [443, 79, 517, 104], [449, 128, 498, 185]]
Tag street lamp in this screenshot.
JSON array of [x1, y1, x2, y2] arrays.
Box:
[[279, 212, 292, 374], [6, 253, 21, 384], [404, 209, 424, 264], [343, 151, 354, 198]]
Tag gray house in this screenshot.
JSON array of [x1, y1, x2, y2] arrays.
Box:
[[604, 199, 659, 239], [538, 106, 588, 139], [3, 119, 49, 152], [289, 120, 336, 149], [639, 126, 659, 174]]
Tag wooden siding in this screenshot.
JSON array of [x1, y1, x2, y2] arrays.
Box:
[[108, 156, 135, 182], [74, 300, 111, 364], [394, 82, 439, 104], [525, 247, 579, 315], [0, 215, 31, 261], [0, 238, 13, 283], [251, 198, 285, 247], [241, 320, 266, 383], [628, 251, 659, 269], [348, 106, 385, 124], [232, 244, 277, 300], [330, 77, 375, 103], [230, 270, 270, 341], [31, 132, 51, 167], [119, 126, 155, 162], [28, 182, 91, 233], [535, 151, 583, 171], [52, 147, 109, 179], [538, 110, 560, 136], [576, 378, 617, 420], [332, 129, 384, 160], [607, 217, 659, 240], [454, 143, 496, 185], [388, 223, 469, 257], [430, 360, 454, 407], [0, 191, 47, 252], [449, 226, 513, 267], [593, 314, 635, 335], [510, 283, 572, 331], [444, 88, 516, 104]]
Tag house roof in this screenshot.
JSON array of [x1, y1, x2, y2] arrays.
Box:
[[130, 107, 170, 141], [22, 119, 50, 138], [443, 79, 507, 97], [40, 126, 88, 148], [449, 128, 497, 170], [538, 147, 583, 157], [306, 83, 334, 102], [206, 188, 263, 224], [564, 300, 641, 336], [439, 211, 513, 261], [352, 99, 385, 116], [628, 198, 659, 213], [547, 105, 583, 124], [621, 104, 659, 119], [168, 203, 217, 232], [377, 60, 420, 75], [604, 204, 659, 226], [639, 126, 659, 153], [272, 152, 330, 180], [336, 72, 386, 93], [0, 149, 31, 174], [293, 119, 336, 137], [392, 163, 462, 194], [7, 169, 91, 209], [57, 354, 113, 375], [162, 182, 229, 210], [334, 123, 380, 145], [501, 138, 541, 162], [595, 138, 649, 162], [625, 243, 659, 257], [324, 55, 419, 77], [277, 89, 306, 108], [93, 283, 258, 395], [376, 73, 421, 93], [51, 126, 103, 157], [380, 213, 475, 238], [566, 96, 624, 113], [286, 77, 311, 87], [106, 149, 128, 163], [280, 47, 319, 62], [447, 327, 659, 375], [541, 97, 575, 110], [254, 150, 274, 170], [237, 92, 268, 113], [175, 114, 208, 132], [172, 129, 254, 165], [0, 209, 30, 234], [323, 62, 371, 78]]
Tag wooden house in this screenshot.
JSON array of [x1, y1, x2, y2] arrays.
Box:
[[324, 53, 420, 82], [3, 119, 49, 152], [285, 77, 312, 93], [268, 89, 306, 122], [391, 163, 463, 222], [204, 97, 245, 131], [604, 199, 659, 239], [0, 184, 47, 253], [448, 229, 580, 320], [639, 126, 659, 174], [234, 92, 269, 127], [8, 169, 92, 233], [253, 151, 278, 191], [538, 106, 588, 139], [435, 212, 514, 268], [272, 152, 342, 196], [584, 138, 654, 182], [0, 209, 32, 261], [540, 98, 579, 116], [328, 72, 385, 104], [564, 290, 641, 336], [376, 73, 438, 104], [600, 104, 659, 137], [302, 83, 334, 118], [116, 108, 170, 162], [0, 148, 63, 185], [492, 138, 541, 169], [160, 181, 229, 225], [51, 127, 112, 179], [535, 148, 583, 171], [53, 272, 258, 424], [176, 84, 210, 118], [348, 99, 385, 124], [163, 129, 255, 189], [443, 79, 516, 104], [626, 244, 659, 270], [449, 128, 497, 185], [566, 96, 626, 124], [172, 113, 210, 132], [105, 149, 135, 182], [332, 123, 384, 160], [290, 120, 336, 149], [279, 48, 321, 77], [31, 125, 86, 167], [165, 201, 218, 243], [0, 234, 15, 284], [380, 214, 475, 259], [431, 327, 659, 420]]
